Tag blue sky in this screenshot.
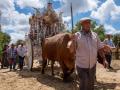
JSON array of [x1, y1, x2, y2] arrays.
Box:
[[0, 0, 120, 43]]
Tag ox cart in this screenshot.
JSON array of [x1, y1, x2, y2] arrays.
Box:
[[25, 7, 64, 71]]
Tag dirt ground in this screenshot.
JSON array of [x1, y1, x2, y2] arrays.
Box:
[[0, 60, 120, 90]]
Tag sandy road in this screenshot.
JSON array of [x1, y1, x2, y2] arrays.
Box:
[[0, 60, 120, 90]]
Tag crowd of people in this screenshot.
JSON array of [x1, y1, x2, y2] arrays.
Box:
[[0, 43, 27, 71]]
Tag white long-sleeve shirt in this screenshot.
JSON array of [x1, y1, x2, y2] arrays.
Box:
[[75, 31, 103, 69], [17, 46, 27, 57]]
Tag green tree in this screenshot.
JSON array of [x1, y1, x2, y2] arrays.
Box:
[[16, 39, 25, 46], [93, 25, 105, 41], [0, 31, 11, 57], [72, 21, 81, 33]]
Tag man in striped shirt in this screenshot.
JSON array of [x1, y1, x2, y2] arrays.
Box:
[[7, 44, 17, 71]]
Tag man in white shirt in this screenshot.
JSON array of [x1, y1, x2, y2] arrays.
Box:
[[74, 18, 106, 90], [17, 43, 26, 70]]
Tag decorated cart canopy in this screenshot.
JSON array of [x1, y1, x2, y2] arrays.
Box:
[[29, 2, 64, 42]]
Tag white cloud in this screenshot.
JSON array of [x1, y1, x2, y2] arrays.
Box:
[[62, 16, 71, 22], [2, 11, 31, 43], [10, 32, 26, 44], [91, 0, 120, 23], [0, 0, 31, 43], [2, 24, 30, 43], [62, 16, 71, 29], [57, 0, 99, 16], [90, 0, 120, 34], [104, 24, 120, 35], [16, 0, 47, 9], [111, 6, 120, 21], [0, 0, 15, 11]]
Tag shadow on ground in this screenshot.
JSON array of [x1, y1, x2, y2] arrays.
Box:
[[15, 66, 78, 90]]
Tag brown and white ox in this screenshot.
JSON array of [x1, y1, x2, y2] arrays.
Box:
[[41, 33, 75, 81]]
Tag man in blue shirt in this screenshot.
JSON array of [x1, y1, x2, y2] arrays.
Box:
[[103, 34, 115, 69]]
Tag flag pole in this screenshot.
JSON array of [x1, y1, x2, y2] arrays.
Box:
[[71, 3, 74, 33]]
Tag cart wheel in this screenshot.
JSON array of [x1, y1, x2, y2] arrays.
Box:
[[26, 38, 34, 71]]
